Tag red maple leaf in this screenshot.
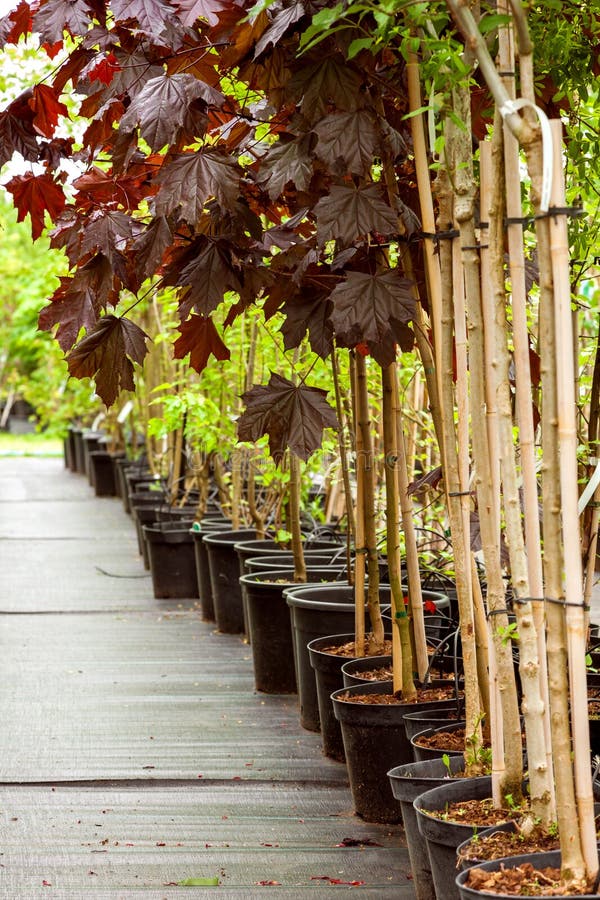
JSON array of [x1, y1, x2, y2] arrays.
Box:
[[5, 171, 66, 240], [2, 1, 33, 43], [66, 315, 149, 407], [87, 52, 120, 85], [28, 84, 68, 138], [174, 314, 230, 374]]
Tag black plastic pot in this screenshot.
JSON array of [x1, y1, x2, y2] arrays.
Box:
[[64, 426, 77, 471], [284, 583, 371, 732], [134, 503, 163, 568], [82, 431, 104, 483], [455, 849, 599, 899], [238, 568, 348, 695], [388, 755, 467, 900], [590, 698, 600, 755], [414, 776, 495, 900], [341, 654, 393, 687], [331, 680, 457, 824], [203, 529, 257, 633], [144, 521, 199, 599], [403, 705, 462, 742], [88, 450, 118, 496], [72, 427, 86, 474], [244, 553, 344, 573], [411, 720, 469, 762], [308, 633, 392, 762], [114, 457, 142, 503], [191, 521, 232, 622]]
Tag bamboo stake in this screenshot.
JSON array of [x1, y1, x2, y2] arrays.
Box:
[[331, 348, 356, 543], [382, 363, 415, 697], [356, 353, 384, 653], [479, 137, 505, 793], [407, 51, 444, 421], [435, 131, 483, 776], [497, 5, 552, 801], [450, 84, 521, 793], [538, 216, 584, 874], [549, 119, 598, 880], [393, 367, 429, 682], [350, 353, 366, 657], [451, 223, 473, 663], [289, 453, 306, 583], [479, 142, 500, 526], [471, 555, 490, 734]]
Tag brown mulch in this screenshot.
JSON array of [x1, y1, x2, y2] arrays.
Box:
[[458, 825, 560, 865], [349, 665, 457, 682], [414, 726, 471, 752], [338, 685, 458, 705], [425, 797, 516, 828], [589, 699, 600, 718], [351, 665, 393, 681], [465, 862, 595, 896], [321, 639, 393, 657]]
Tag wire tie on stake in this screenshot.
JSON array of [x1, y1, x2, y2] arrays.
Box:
[[354, 547, 369, 555], [487, 608, 511, 617], [505, 215, 534, 226], [460, 243, 489, 251], [395, 610, 408, 619], [448, 490, 471, 497], [535, 205, 586, 220], [513, 596, 544, 605], [498, 97, 553, 212], [545, 596, 590, 611]]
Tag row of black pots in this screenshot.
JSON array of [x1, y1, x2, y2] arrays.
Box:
[[392, 760, 600, 900]]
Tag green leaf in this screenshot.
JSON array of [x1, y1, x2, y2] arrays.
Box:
[[478, 13, 511, 35], [178, 876, 220, 886], [347, 37, 374, 60]]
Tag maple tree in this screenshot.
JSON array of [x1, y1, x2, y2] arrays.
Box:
[[0, 0, 429, 455]]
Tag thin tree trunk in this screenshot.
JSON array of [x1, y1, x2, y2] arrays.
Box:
[[497, 2, 553, 802], [382, 363, 415, 698], [394, 372, 429, 683], [356, 353, 383, 654], [435, 147, 483, 776], [331, 347, 356, 544], [289, 452, 306, 583], [350, 353, 366, 656], [549, 119, 598, 881], [451, 84, 522, 793]]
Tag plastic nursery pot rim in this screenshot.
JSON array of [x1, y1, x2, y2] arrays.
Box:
[[239, 569, 348, 591], [283, 582, 391, 604], [202, 529, 258, 547]]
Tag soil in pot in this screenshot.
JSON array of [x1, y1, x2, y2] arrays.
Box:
[[457, 821, 561, 871], [331, 679, 460, 824], [411, 721, 472, 762], [456, 850, 598, 898]]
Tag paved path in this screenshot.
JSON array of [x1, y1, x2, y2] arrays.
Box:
[[0, 457, 414, 899]]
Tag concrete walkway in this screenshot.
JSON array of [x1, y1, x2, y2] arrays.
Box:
[[0, 457, 414, 899]]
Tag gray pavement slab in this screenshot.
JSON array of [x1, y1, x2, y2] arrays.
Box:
[[0, 457, 413, 897]]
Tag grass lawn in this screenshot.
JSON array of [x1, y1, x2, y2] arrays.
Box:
[[0, 432, 62, 457]]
